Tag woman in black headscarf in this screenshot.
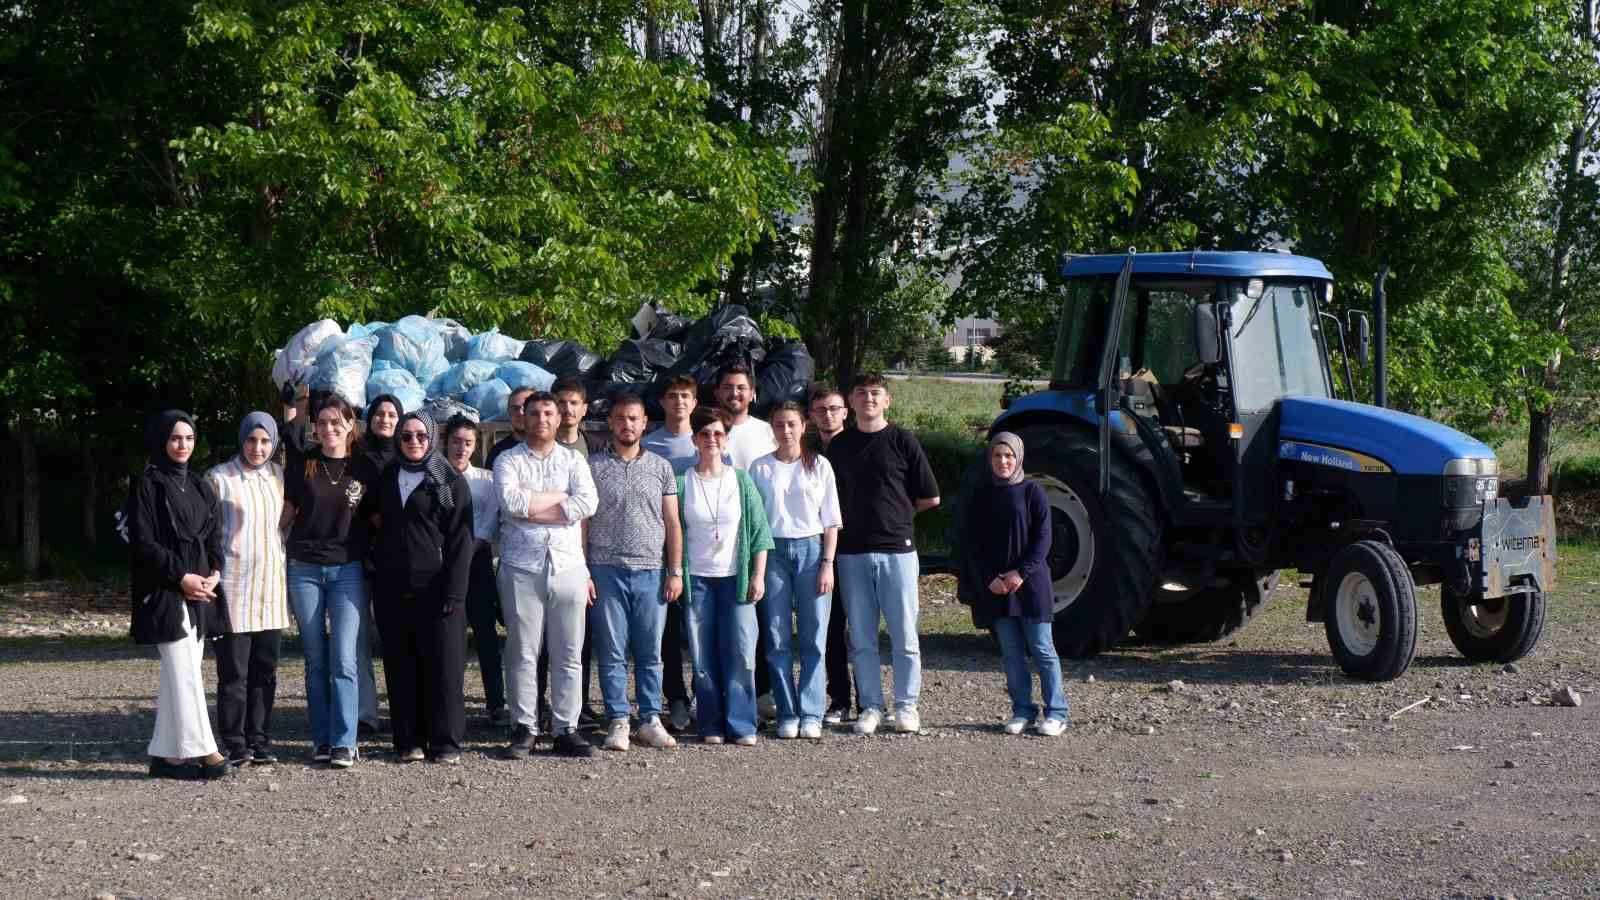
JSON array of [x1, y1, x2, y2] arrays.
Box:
[[370, 411, 474, 764], [127, 410, 233, 780], [352, 392, 402, 738], [360, 393, 403, 478]]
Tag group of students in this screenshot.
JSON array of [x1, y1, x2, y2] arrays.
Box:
[[126, 364, 1069, 780]]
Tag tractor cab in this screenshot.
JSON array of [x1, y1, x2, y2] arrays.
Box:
[[955, 250, 1558, 682]]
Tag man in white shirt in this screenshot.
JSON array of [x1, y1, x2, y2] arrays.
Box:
[[717, 362, 776, 470], [493, 391, 599, 758], [444, 414, 508, 728]]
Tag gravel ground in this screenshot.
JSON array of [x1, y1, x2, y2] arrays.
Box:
[[1, 573, 1597, 899]]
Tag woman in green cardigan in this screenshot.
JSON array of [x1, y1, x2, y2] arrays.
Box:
[[679, 407, 774, 745]]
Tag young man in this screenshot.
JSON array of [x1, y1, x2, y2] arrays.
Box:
[[493, 391, 599, 758], [714, 362, 777, 717], [487, 386, 536, 469], [826, 373, 940, 735], [808, 384, 854, 723], [716, 363, 776, 470], [444, 415, 508, 727], [585, 393, 683, 751], [540, 376, 604, 728], [641, 374, 723, 730]]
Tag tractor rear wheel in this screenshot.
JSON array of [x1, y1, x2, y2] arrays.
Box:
[[1013, 425, 1162, 658], [1440, 581, 1546, 663], [1321, 540, 1418, 681], [1134, 570, 1279, 645]]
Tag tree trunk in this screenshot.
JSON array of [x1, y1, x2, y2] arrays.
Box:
[[81, 442, 98, 547], [644, 2, 662, 62], [0, 422, 17, 547], [831, 0, 874, 392], [19, 418, 41, 579]]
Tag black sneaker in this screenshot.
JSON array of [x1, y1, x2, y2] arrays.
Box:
[[553, 730, 596, 758], [250, 746, 279, 765], [329, 746, 357, 768], [147, 757, 202, 781], [226, 747, 254, 767], [312, 744, 332, 763], [507, 724, 536, 760]]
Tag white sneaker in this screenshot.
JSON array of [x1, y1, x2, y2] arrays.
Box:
[[854, 708, 883, 735], [823, 705, 846, 725], [1003, 715, 1029, 735], [733, 734, 758, 747], [893, 707, 920, 733], [1035, 717, 1066, 737], [776, 719, 800, 739], [667, 699, 692, 732], [799, 720, 823, 740], [602, 719, 630, 752], [635, 717, 677, 749], [757, 693, 778, 721], [702, 735, 724, 745]]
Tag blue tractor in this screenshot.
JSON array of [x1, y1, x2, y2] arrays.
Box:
[[953, 251, 1557, 680]]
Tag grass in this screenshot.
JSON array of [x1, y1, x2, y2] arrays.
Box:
[[886, 377, 1004, 557], [1491, 425, 1600, 490]]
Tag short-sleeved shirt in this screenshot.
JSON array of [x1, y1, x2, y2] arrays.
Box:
[[586, 447, 677, 570], [749, 453, 843, 539], [642, 427, 729, 476], [725, 417, 777, 470], [825, 424, 940, 555]]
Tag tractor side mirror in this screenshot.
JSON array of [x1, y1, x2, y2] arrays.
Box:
[[1192, 303, 1221, 365], [1349, 311, 1371, 364]]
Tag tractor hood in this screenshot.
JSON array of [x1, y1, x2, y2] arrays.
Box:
[[1277, 397, 1494, 476]]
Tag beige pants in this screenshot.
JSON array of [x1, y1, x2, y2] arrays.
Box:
[[148, 604, 219, 759]]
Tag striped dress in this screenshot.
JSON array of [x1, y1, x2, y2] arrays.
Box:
[[205, 458, 290, 633]]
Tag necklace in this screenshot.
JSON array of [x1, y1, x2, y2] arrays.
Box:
[[693, 469, 731, 545], [319, 459, 346, 485]]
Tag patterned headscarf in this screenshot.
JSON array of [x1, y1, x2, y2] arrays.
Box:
[[396, 411, 458, 512]]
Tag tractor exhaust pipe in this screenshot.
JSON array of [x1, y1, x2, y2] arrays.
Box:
[[1372, 264, 1389, 409]]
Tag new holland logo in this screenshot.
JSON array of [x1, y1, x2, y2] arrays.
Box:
[[1278, 441, 1392, 474]]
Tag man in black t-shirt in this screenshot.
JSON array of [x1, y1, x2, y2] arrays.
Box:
[[824, 373, 940, 737]]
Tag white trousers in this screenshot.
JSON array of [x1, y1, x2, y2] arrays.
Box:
[[499, 562, 589, 734], [148, 605, 219, 759]]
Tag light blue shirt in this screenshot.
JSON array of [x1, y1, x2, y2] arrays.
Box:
[[642, 426, 729, 476]]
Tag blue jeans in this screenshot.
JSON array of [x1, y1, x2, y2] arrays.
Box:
[[993, 616, 1069, 721], [762, 536, 831, 725], [589, 564, 667, 723], [837, 551, 921, 714], [685, 575, 758, 739], [286, 560, 366, 750]]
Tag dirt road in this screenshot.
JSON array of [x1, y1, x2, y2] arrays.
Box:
[[1, 576, 1596, 898]]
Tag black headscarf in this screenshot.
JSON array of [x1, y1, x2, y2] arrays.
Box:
[[146, 409, 195, 480], [144, 409, 209, 535], [364, 393, 403, 468], [397, 411, 458, 512]]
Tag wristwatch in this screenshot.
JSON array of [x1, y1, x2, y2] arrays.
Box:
[[667, 567, 684, 577]]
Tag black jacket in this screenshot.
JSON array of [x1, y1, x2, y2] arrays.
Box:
[[127, 468, 230, 644], [369, 467, 474, 612]]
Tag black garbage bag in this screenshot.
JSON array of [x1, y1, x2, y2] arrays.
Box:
[[608, 338, 682, 384], [649, 307, 693, 342], [666, 305, 766, 382], [521, 339, 602, 380], [753, 339, 816, 416], [583, 380, 656, 421]]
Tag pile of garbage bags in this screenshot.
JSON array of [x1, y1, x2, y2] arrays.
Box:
[[271, 304, 815, 423]]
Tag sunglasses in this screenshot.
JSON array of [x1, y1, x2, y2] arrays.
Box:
[[399, 431, 430, 443]]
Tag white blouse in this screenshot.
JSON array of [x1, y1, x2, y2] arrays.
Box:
[[748, 453, 842, 540]]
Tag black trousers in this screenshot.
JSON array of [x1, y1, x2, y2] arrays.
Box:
[[215, 629, 281, 754], [754, 599, 771, 698], [465, 545, 505, 714], [375, 593, 466, 755], [825, 588, 853, 711], [661, 599, 689, 703]]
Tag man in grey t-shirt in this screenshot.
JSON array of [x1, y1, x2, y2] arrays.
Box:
[[586, 393, 684, 751]]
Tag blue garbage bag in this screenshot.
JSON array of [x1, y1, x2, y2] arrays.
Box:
[[310, 335, 379, 409], [347, 321, 390, 341], [467, 328, 526, 362], [370, 359, 399, 373], [427, 359, 500, 399], [464, 378, 513, 421], [495, 360, 555, 393], [366, 369, 425, 416], [374, 324, 449, 386], [436, 319, 472, 362]]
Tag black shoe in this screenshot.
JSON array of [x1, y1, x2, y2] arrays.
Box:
[[148, 757, 202, 781], [507, 724, 536, 760], [249, 746, 278, 765], [312, 744, 332, 763], [200, 757, 235, 780], [398, 747, 426, 763], [577, 705, 604, 733], [432, 751, 462, 766], [329, 746, 357, 768], [226, 748, 254, 767], [553, 730, 595, 758]]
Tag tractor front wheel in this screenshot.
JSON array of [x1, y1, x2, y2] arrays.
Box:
[[1440, 582, 1546, 664], [1322, 540, 1418, 681]]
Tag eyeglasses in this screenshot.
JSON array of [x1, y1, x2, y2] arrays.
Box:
[[813, 405, 847, 415], [399, 432, 430, 443]]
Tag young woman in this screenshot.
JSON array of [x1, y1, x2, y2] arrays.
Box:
[[354, 393, 403, 731], [749, 401, 842, 740], [677, 407, 773, 746], [370, 412, 474, 764], [128, 410, 232, 780], [205, 411, 290, 766], [964, 432, 1067, 736], [284, 395, 375, 768]]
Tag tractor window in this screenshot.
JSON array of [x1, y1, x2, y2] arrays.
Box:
[[1230, 282, 1331, 411], [1051, 276, 1114, 386], [1137, 288, 1200, 384]]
